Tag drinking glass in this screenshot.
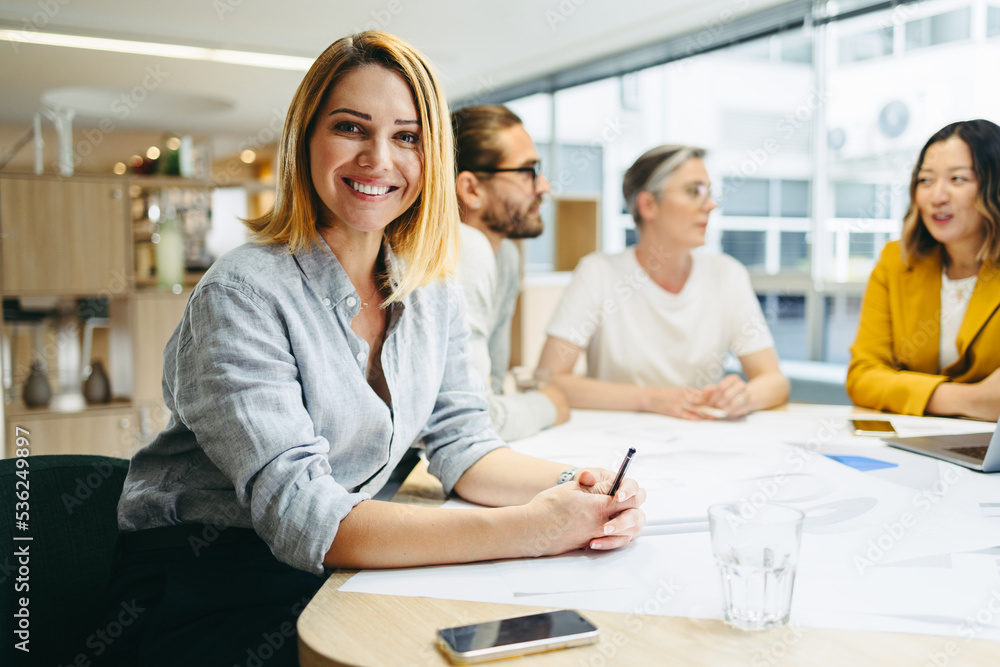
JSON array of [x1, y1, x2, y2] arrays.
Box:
[[707, 502, 804, 630]]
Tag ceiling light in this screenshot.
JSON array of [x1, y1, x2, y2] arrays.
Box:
[[113, 162, 127, 175], [240, 149, 256, 164], [147, 146, 161, 160], [0, 29, 313, 71], [166, 137, 181, 150]]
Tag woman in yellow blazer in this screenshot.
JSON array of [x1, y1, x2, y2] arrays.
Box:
[[847, 119, 1000, 421]]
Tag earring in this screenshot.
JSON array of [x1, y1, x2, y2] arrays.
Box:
[[472, 202, 481, 210]]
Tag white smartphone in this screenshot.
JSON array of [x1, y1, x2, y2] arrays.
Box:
[[851, 418, 897, 437], [436, 609, 599, 664]]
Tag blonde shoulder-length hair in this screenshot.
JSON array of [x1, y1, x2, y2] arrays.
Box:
[[245, 31, 459, 303]]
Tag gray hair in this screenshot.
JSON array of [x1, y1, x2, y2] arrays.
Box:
[[622, 144, 706, 225]]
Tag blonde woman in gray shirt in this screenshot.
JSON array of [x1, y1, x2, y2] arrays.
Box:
[[101, 32, 645, 667]]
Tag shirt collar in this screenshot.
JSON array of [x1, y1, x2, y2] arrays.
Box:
[[292, 233, 404, 309]]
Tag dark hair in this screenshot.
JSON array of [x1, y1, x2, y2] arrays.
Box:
[[622, 144, 705, 226], [451, 105, 523, 174], [901, 119, 1000, 265]]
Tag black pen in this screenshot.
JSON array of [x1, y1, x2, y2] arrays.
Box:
[[608, 447, 636, 497]]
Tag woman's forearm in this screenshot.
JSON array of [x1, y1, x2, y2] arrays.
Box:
[[551, 373, 649, 411], [452, 448, 567, 507], [323, 499, 528, 569], [537, 336, 650, 411], [925, 381, 999, 420], [747, 371, 790, 411], [324, 454, 648, 569], [323, 450, 583, 569]]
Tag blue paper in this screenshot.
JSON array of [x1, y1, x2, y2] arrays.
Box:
[[824, 454, 899, 472]]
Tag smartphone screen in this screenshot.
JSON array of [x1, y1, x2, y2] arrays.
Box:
[[437, 609, 599, 664], [851, 419, 896, 436]]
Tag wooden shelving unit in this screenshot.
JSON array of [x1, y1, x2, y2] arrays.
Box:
[[0, 173, 260, 457]]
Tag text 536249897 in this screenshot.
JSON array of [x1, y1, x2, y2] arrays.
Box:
[[12, 426, 32, 654]]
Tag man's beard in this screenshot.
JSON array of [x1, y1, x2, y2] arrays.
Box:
[[483, 196, 544, 239]]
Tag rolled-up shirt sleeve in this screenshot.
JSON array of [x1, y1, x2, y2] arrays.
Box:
[[172, 282, 363, 574]]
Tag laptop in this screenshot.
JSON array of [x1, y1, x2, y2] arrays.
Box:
[[883, 422, 1000, 472]]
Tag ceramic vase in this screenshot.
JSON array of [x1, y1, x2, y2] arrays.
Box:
[[22, 361, 51, 408], [83, 360, 112, 404]]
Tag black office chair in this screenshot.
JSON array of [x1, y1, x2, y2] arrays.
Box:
[[0, 454, 130, 667]]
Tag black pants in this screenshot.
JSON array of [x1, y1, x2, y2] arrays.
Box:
[[97, 526, 325, 667]]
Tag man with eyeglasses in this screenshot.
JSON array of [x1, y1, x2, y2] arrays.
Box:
[[451, 105, 570, 441]]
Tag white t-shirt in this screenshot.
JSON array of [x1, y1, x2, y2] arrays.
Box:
[[457, 224, 556, 441], [546, 248, 775, 388]]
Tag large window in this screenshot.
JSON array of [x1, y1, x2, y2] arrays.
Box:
[[487, 0, 1000, 363], [990, 5, 1000, 36], [905, 6, 972, 49]]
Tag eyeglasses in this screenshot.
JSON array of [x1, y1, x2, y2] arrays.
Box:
[[683, 183, 714, 203], [473, 163, 541, 185], [657, 182, 714, 204]]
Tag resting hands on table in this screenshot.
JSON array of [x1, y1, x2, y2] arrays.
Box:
[[323, 449, 646, 569]]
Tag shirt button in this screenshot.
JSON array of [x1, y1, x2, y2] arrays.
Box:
[[322, 298, 331, 307], [356, 351, 366, 362], [346, 296, 357, 307]]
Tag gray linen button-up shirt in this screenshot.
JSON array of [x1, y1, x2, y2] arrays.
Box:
[[118, 238, 506, 574]]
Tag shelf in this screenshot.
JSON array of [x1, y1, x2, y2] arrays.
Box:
[[0, 172, 260, 456], [5, 397, 132, 418], [134, 272, 204, 290]]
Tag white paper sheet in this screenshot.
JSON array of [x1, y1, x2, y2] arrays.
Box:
[[341, 410, 1000, 641]]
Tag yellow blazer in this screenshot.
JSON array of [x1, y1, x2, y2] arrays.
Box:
[[846, 241, 1000, 415]]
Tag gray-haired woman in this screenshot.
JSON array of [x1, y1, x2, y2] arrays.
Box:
[[538, 144, 789, 420]]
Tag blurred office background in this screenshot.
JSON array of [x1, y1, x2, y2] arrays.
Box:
[[462, 0, 1000, 365], [2, 0, 1000, 453]]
